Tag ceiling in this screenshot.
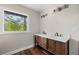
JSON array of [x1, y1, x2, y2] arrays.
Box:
[[22, 4, 63, 13]]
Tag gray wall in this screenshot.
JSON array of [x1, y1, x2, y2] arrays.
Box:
[[0, 4, 40, 54]]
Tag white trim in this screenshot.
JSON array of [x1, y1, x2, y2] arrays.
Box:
[[0, 31, 30, 35], [3, 9, 29, 17], [3, 44, 34, 55]]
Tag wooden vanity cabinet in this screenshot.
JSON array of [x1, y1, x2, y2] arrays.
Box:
[[34, 35, 69, 55]]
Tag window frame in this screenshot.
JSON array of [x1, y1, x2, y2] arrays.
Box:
[[2, 10, 30, 34]]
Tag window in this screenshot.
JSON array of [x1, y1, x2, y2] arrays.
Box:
[[4, 11, 27, 32]]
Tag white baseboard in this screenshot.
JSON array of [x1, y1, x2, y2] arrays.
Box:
[[3, 44, 34, 55]]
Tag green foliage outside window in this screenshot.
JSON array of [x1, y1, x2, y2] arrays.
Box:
[[4, 11, 27, 31]]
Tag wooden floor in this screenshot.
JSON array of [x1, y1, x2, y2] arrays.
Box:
[[14, 47, 52, 55]]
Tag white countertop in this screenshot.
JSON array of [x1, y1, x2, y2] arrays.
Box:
[[35, 34, 70, 43]]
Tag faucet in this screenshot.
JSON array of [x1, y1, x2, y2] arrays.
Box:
[[55, 32, 59, 37], [55, 32, 63, 37]]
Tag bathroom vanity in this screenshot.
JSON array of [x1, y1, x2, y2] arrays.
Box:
[[34, 34, 69, 55]]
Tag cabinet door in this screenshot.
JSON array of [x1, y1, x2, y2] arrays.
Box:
[[55, 41, 68, 55], [40, 37, 47, 49], [48, 39, 56, 54], [35, 36, 40, 45], [35, 36, 47, 49]]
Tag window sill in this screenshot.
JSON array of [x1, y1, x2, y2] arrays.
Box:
[[0, 31, 29, 35]]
